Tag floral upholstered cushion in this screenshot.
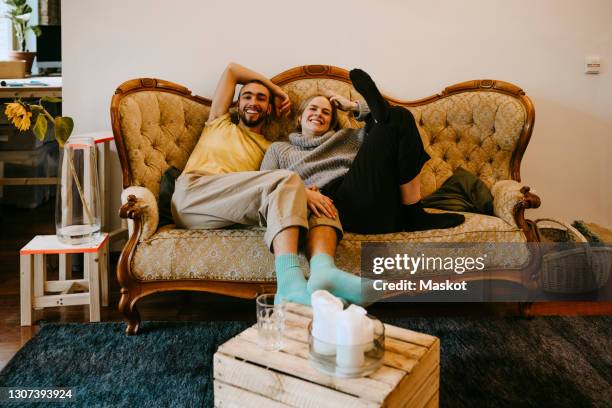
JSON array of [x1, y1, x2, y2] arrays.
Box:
[[130, 211, 530, 282]]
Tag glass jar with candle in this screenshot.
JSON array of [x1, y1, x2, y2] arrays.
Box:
[[308, 315, 385, 378]]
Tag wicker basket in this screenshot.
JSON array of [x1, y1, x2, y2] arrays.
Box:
[[535, 218, 611, 294]]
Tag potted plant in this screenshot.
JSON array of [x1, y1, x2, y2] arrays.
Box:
[[3, 0, 41, 74]]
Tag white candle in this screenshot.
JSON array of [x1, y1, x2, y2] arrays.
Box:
[[335, 305, 374, 372], [311, 290, 343, 355]]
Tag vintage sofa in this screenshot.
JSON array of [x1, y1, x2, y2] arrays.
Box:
[[112, 65, 541, 334]]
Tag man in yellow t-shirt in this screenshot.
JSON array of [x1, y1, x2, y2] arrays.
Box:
[[172, 63, 342, 306]]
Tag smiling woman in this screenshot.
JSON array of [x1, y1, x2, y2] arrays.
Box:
[[260, 68, 464, 235], [295, 95, 339, 136]]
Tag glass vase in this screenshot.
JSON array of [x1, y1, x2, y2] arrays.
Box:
[[55, 137, 101, 244]]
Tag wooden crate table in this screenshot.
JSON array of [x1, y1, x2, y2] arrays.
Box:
[[213, 303, 440, 408], [20, 233, 109, 326]]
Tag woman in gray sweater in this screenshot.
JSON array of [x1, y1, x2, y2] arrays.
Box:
[[261, 69, 464, 234], [260, 69, 464, 305]]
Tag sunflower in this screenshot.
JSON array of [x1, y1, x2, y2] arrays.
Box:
[[5, 101, 33, 131]]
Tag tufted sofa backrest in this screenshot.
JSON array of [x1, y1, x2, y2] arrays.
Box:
[[112, 67, 534, 199], [111, 78, 211, 197], [267, 67, 534, 198], [408, 90, 529, 196]]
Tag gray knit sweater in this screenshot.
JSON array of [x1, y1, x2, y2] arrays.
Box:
[[260, 127, 367, 188]]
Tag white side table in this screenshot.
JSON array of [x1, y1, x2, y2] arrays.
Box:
[[20, 233, 109, 326]]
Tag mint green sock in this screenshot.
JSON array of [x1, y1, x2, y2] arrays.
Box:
[[307, 253, 374, 306], [275, 253, 311, 306]]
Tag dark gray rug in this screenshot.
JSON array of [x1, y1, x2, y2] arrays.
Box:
[[0, 317, 610, 407]]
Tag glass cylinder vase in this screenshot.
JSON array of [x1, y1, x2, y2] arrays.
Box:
[[55, 137, 101, 244]]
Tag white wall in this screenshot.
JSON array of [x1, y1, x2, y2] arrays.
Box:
[[62, 0, 612, 231]]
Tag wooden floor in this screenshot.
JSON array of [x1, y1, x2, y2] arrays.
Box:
[[1, 200, 610, 371]]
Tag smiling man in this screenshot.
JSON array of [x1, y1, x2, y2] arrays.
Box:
[[181, 73, 281, 176], [172, 63, 341, 305]]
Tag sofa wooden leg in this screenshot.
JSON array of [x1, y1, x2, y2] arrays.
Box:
[[119, 290, 141, 335], [519, 302, 534, 319], [125, 305, 141, 335]]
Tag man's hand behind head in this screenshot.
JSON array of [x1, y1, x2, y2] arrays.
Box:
[[274, 92, 291, 118]]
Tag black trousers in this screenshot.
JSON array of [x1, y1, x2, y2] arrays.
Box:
[[322, 107, 430, 234]]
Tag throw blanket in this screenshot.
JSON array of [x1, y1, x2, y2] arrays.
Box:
[[422, 167, 494, 214]]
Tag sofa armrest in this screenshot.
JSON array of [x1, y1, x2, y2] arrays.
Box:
[[491, 180, 524, 227], [120, 186, 159, 241], [491, 180, 541, 239]]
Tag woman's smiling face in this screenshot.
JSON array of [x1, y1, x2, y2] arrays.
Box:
[[300, 96, 333, 136]]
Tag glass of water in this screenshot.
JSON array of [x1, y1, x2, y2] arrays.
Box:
[[256, 294, 285, 351]]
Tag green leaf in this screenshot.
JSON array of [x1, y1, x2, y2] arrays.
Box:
[[29, 104, 44, 113], [40, 96, 62, 104], [54, 117, 74, 146], [30, 25, 41, 36], [32, 114, 47, 141]]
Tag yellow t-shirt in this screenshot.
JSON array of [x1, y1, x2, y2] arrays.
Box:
[[183, 113, 271, 175]]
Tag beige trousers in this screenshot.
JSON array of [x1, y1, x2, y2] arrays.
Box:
[[172, 170, 343, 249]]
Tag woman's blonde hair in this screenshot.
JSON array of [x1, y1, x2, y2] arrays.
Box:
[[295, 95, 339, 133]]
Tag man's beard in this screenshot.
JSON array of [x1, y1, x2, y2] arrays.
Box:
[[239, 108, 269, 127]]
